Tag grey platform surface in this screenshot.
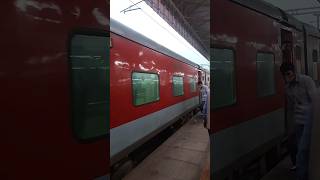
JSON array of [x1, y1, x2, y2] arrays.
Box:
[[261, 156, 295, 180], [123, 117, 210, 180]]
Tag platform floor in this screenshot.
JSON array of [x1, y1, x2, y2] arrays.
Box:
[[261, 156, 295, 180], [123, 116, 210, 180]]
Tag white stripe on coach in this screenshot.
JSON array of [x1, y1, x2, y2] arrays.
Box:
[[110, 96, 199, 158], [212, 108, 285, 173]]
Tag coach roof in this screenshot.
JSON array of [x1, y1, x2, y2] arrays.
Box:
[[284, 13, 304, 31], [110, 18, 200, 68], [231, 0, 305, 31], [231, 0, 282, 20]]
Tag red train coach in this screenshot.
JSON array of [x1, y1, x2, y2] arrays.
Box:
[[2, 1, 109, 179], [110, 19, 201, 169], [211, 0, 320, 179]]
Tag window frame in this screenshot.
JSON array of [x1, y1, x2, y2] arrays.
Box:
[[131, 71, 160, 107], [68, 28, 109, 143], [255, 51, 276, 98], [211, 45, 238, 109], [172, 75, 184, 97]]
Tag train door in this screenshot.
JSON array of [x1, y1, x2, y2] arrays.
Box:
[[318, 58, 320, 82], [204, 72, 207, 86], [198, 70, 202, 83], [281, 29, 293, 64], [292, 30, 306, 75], [312, 47, 319, 81], [294, 45, 303, 74], [318, 41, 320, 83], [315, 38, 320, 83], [304, 27, 320, 82], [281, 29, 293, 135], [202, 71, 206, 84], [198, 70, 202, 103]]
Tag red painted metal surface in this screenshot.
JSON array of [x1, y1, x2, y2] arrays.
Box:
[[110, 32, 199, 129], [211, 0, 285, 133], [1, 1, 108, 179]]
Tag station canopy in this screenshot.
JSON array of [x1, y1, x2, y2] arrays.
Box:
[[264, 0, 320, 29]]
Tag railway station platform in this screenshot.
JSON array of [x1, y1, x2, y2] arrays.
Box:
[[123, 115, 210, 180]]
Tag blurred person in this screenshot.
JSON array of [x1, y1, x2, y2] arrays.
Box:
[[198, 81, 209, 128], [280, 62, 317, 180]]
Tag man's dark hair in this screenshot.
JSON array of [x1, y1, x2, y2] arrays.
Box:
[[198, 81, 203, 85], [280, 62, 295, 74]]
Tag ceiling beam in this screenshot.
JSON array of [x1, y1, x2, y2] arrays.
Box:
[[286, 6, 320, 12], [288, 10, 320, 15]]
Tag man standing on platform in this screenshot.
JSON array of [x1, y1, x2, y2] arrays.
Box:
[[198, 81, 209, 129], [280, 62, 317, 180]]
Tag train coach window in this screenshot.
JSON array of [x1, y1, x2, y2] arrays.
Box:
[[312, 50, 318, 62], [211, 48, 236, 108], [69, 34, 108, 140], [256, 53, 275, 97], [189, 77, 196, 93], [132, 72, 160, 106], [173, 76, 184, 96]]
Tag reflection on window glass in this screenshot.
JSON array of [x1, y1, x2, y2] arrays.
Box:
[[257, 53, 275, 97], [211, 48, 236, 108], [173, 76, 184, 96], [189, 77, 196, 93], [132, 72, 159, 106], [70, 34, 108, 140]]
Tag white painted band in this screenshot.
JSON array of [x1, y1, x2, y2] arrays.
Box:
[[212, 108, 285, 172], [110, 96, 199, 158]]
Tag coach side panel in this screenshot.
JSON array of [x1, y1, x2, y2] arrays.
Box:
[[211, 0, 285, 176]]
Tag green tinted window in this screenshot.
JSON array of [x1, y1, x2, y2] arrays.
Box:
[[173, 76, 184, 96], [211, 48, 236, 108], [257, 53, 275, 97], [132, 72, 159, 106], [189, 77, 196, 93], [70, 34, 108, 140]]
